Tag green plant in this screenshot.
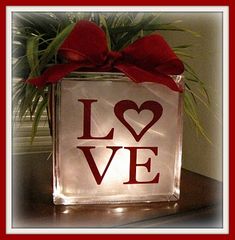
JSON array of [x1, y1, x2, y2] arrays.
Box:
[[13, 12, 210, 142]]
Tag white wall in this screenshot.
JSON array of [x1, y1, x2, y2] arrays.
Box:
[[159, 13, 223, 181]]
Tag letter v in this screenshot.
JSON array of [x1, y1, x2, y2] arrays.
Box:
[[77, 146, 122, 185]]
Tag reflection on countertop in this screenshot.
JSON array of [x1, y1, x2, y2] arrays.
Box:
[[12, 153, 222, 228]]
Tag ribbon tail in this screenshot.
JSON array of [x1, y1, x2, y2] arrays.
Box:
[[27, 63, 82, 88], [115, 63, 183, 92]]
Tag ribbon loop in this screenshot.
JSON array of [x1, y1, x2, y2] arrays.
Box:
[[27, 20, 184, 92]]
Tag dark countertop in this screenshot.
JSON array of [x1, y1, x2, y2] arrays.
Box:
[[12, 153, 223, 228]]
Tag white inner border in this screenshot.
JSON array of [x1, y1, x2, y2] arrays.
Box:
[[6, 6, 229, 235]]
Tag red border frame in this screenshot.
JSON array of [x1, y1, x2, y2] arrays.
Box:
[[0, 0, 232, 239]]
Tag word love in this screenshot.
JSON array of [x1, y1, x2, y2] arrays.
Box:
[[77, 99, 163, 185]]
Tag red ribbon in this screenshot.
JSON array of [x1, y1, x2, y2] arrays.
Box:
[[27, 20, 184, 92]]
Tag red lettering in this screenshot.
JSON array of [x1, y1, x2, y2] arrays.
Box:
[[77, 99, 114, 139], [77, 146, 122, 185], [123, 147, 159, 184]]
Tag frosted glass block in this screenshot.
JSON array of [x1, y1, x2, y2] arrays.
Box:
[[52, 73, 183, 205]]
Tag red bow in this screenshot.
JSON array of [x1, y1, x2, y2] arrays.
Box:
[[27, 20, 184, 92]]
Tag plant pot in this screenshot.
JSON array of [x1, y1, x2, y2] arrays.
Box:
[[52, 72, 183, 205]]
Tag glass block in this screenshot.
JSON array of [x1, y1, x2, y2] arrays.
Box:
[[52, 73, 183, 205]]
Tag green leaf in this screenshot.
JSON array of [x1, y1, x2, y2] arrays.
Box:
[[185, 84, 210, 109], [26, 36, 40, 78], [18, 84, 38, 120], [185, 77, 199, 83], [31, 97, 48, 143], [148, 14, 161, 25], [15, 13, 59, 36], [184, 62, 210, 104], [77, 12, 92, 21], [112, 13, 133, 28], [184, 91, 198, 118], [175, 51, 194, 59], [145, 24, 201, 37], [38, 23, 75, 71], [13, 13, 35, 27], [184, 83, 197, 106], [114, 15, 156, 50], [13, 56, 30, 78], [53, 12, 73, 29], [173, 44, 192, 49], [184, 105, 212, 144], [184, 90, 211, 144], [13, 42, 25, 58], [30, 92, 42, 116], [99, 14, 111, 50]]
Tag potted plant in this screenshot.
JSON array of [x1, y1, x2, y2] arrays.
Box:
[[13, 12, 209, 145], [12, 12, 211, 204]]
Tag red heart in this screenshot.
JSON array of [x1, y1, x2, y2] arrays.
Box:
[[114, 100, 163, 142]]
